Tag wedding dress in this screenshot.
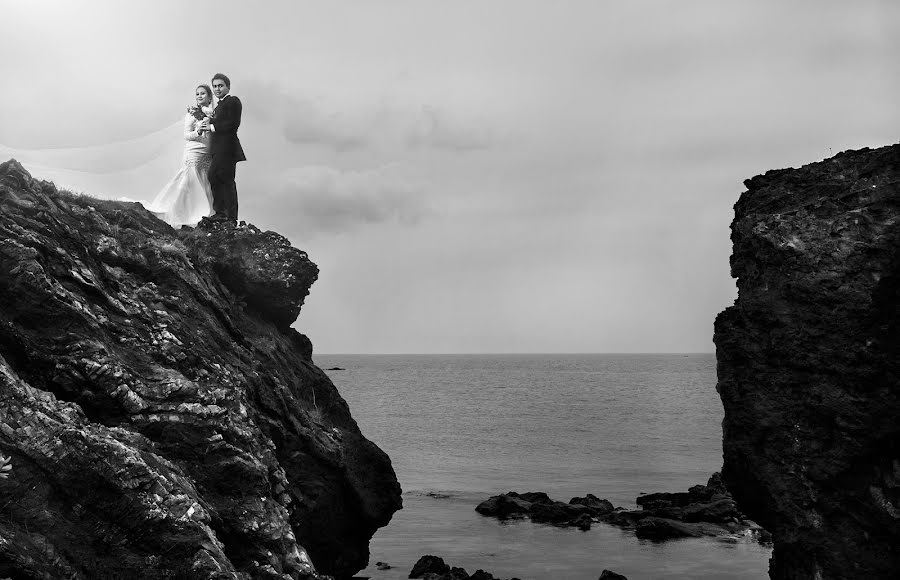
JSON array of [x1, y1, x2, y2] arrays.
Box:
[[146, 108, 213, 227]]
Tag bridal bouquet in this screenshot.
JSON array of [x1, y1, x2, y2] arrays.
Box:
[[188, 105, 213, 135], [187, 104, 205, 121]]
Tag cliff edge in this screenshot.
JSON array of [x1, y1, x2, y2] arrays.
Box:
[[0, 159, 402, 579], [715, 145, 900, 578]]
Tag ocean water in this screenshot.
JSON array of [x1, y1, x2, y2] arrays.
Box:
[[315, 354, 771, 580]]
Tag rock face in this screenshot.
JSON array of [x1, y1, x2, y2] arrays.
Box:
[[0, 159, 402, 579], [715, 145, 900, 579]]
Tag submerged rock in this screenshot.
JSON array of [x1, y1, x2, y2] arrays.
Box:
[[0, 159, 402, 579], [715, 144, 900, 579]]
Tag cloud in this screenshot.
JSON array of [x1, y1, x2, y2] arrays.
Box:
[[240, 81, 371, 151], [246, 165, 430, 238], [241, 79, 496, 154], [406, 106, 495, 152]]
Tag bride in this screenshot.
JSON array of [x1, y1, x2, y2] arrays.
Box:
[[146, 85, 215, 228]]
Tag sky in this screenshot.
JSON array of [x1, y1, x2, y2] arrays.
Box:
[[2, 0, 899, 354]]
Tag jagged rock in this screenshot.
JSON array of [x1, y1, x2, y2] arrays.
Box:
[[409, 555, 450, 578], [0, 159, 402, 579], [474, 493, 532, 518], [529, 500, 592, 524], [408, 556, 520, 580], [569, 493, 614, 514], [597, 509, 648, 528], [513, 491, 552, 504], [476, 491, 594, 528], [182, 220, 318, 331], [681, 498, 741, 523], [715, 144, 900, 579], [598, 570, 628, 580], [478, 475, 757, 540], [636, 474, 727, 511]]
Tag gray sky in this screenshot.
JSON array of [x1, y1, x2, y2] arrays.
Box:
[[2, 0, 898, 353]]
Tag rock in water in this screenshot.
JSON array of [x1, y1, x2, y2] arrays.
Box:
[[0, 159, 402, 579], [409, 555, 450, 578], [715, 145, 900, 579]]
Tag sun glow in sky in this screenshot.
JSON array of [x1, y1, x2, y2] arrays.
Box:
[[2, 0, 899, 353]]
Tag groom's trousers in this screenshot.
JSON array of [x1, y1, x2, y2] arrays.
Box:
[[208, 158, 238, 220]]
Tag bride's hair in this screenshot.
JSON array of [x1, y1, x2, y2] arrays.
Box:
[[195, 84, 213, 105]]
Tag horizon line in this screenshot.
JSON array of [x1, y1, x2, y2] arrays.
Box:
[[312, 351, 716, 356]]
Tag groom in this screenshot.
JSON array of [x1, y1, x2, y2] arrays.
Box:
[[203, 73, 246, 222]]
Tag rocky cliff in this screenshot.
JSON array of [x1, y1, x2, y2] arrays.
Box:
[[715, 145, 900, 578], [0, 159, 402, 579]]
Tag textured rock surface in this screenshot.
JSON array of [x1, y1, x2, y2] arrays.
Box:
[[715, 145, 900, 579], [0, 159, 402, 579]]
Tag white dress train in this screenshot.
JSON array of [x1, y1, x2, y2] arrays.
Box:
[[146, 110, 213, 228]]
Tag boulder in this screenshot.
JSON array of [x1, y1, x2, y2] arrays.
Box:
[[570, 493, 615, 514], [681, 498, 741, 523], [409, 555, 450, 578], [409, 556, 520, 580], [529, 501, 592, 524], [475, 494, 532, 518]]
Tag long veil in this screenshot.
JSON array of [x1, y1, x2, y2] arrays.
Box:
[[0, 118, 185, 201]]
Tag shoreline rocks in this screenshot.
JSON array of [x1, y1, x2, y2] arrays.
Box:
[[407, 555, 628, 580], [475, 473, 768, 542], [408, 555, 522, 580]]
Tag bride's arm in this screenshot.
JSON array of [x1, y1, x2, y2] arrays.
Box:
[[184, 113, 203, 141]]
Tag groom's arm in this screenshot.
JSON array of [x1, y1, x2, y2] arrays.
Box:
[[211, 98, 242, 134]]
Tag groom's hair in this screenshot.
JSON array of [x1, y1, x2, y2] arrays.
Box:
[[211, 73, 231, 88]]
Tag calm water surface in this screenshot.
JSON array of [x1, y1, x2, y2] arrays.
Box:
[[316, 354, 770, 579]]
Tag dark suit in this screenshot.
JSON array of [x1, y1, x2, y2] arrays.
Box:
[[208, 94, 246, 220]]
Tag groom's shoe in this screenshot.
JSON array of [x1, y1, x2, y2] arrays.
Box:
[[198, 215, 221, 229]]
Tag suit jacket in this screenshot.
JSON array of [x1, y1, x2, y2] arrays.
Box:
[[210, 95, 247, 163]]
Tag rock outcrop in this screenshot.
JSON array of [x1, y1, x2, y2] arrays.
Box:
[[407, 555, 522, 580], [715, 145, 900, 579], [475, 474, 762, 540], [0, 159, 402, 579]]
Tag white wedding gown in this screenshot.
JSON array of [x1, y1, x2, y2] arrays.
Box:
[[146, 110, 213, 228]]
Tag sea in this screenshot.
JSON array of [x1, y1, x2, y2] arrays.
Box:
[[314, 353, 771, 580]]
